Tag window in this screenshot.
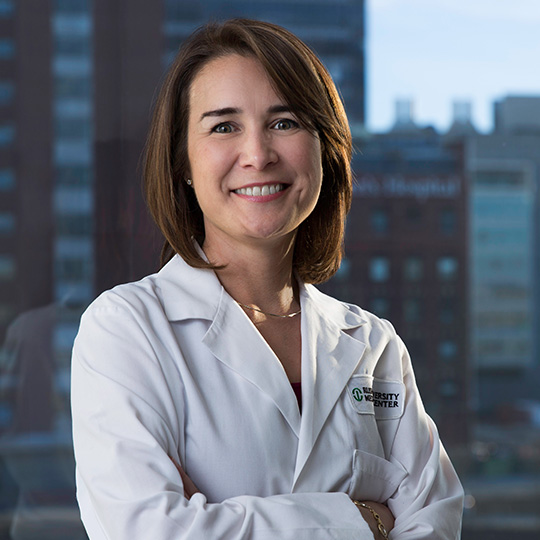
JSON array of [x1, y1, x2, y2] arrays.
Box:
[[56, 214, 92, 236], [370, 297, 390, 318], [403, 298, 422, 323], [52, 14, 92, 37], [0, 81, 14, 105], [369, 256, 390, 282], [54, 140, 92, 166], [437, 257, 458, 281], [0, 39, 14, 59], [55, 35, 91, 56], [440, 208, 456, 236], [0, 0, 14, 16], [406, 204, 423, 225], [55, 117, 92, 139], [440, 299, 455, 324], [55, 76, 91, 100], [56, 257, 91, 280], [0, 254, 15, 280], [0, 213, 14, 234], [404, 256, 423, 282], [56, 166, 92, 186], [0, 125, 14, 146], [0, 169, 14, 190], [439, 380, 458, 397], [55, 0, 90, 12], [54, 186, 93, 213], [438, 340, 457, 360], [370, 208, 389, 234], [53, 56, 92, 77]]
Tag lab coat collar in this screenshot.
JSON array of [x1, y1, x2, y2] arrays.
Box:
[[156, 254, 369, 330], [155, 254, 223, 322], [156, 255, 370, 477], [156, 255, 304, 435]]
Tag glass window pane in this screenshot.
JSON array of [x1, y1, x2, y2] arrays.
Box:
[[404, 298, 422, 323], [0, 255, 15, 280], [404, 256, 423, 282], [0, 169, 14, 190], [370, 208, 389, 234], [437, 257, 458, 280], [370, 297, 390, 318], [369, 256, 390, 282]]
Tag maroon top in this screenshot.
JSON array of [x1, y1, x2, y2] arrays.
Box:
[[291, 382, 302, 413]]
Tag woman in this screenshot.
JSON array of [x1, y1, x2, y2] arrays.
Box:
[[71, 19, 464, 539]]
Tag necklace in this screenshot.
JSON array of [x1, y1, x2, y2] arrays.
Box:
[[237, 301, 302, 318]]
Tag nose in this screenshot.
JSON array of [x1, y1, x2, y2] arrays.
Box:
[[238, 129, 278, 170]]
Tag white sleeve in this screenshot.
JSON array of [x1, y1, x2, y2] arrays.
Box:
[[386, 336, 464, 540], [71, 302, 374, 540]]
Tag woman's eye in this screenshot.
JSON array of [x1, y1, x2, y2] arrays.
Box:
[[212, 123, 234, 134], [274, 119, 298, 130]]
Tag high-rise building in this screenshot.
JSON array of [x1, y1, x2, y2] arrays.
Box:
[[163, 0, 365, 130], [322, 118, 469, 446], [0, 1, 54, 347], [0, 2, 367, 535], [466, 97, 540, 416]]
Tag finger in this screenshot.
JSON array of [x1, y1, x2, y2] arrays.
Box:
[[170, 457, 200, 499]]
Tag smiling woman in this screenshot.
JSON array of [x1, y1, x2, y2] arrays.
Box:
[[187, 54, 323, 256], [71, 18, 464, 540], [144, 19, 352, 285]]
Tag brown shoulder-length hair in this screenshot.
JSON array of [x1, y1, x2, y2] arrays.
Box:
[[144, 18, 352, 284]]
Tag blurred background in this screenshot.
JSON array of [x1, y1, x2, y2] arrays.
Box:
[[0, 0, 539, 538]]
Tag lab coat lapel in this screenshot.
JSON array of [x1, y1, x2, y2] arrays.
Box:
[[202, 289, 302, 437], [294, 286, 367, 486]]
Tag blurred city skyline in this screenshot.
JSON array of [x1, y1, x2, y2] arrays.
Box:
[[367, 0, 540, 132]]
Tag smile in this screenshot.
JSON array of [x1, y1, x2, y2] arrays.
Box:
[[233, 184, 285, 196]]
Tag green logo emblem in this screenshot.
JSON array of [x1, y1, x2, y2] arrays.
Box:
[[352, 387, 363, 402]]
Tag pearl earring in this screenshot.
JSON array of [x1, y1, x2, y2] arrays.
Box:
[[186, 179, 192, 186]]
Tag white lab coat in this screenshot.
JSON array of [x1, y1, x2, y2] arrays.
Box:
[[71, 254, 463, 540]]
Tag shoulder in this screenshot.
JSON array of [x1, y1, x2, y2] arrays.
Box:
[[90, 272, 161, 311], [305, 285, 407, 374], [80, 255, 223, 329], [304, 283, 398, 338]]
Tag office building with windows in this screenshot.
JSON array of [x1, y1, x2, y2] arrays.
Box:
[[0, 2, 366, 535], [0, 0, 17, 346], [321, 121, 469, 446], [163, 0, 365, 130], [466, 96, 540, 417]]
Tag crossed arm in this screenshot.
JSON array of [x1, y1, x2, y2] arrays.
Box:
[[172, 458, 395, 540]]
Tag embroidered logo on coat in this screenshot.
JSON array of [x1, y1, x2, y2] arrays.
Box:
[[347, 376, 404, 420]]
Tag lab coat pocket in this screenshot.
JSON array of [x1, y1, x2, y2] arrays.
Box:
[[349, 449, 408, 503]]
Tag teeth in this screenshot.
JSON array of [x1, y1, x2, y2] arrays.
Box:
[[235, 184, 284, 196]]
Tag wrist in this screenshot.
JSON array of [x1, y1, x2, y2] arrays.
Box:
[[352, 500, 389, 540]]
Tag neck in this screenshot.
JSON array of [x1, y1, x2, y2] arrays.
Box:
[[202, 236, 299, 317]]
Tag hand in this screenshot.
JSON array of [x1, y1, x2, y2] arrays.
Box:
[[354, 500, 394, 540], [170, 457, 201, 500]]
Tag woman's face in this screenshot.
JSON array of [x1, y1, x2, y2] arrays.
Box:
[[186, 53, 323, 253]]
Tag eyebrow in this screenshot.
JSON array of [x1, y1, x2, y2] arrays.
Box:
[[199, 105, 293, 122]]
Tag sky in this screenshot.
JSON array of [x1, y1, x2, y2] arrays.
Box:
[[367, 0, 540, 133]]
